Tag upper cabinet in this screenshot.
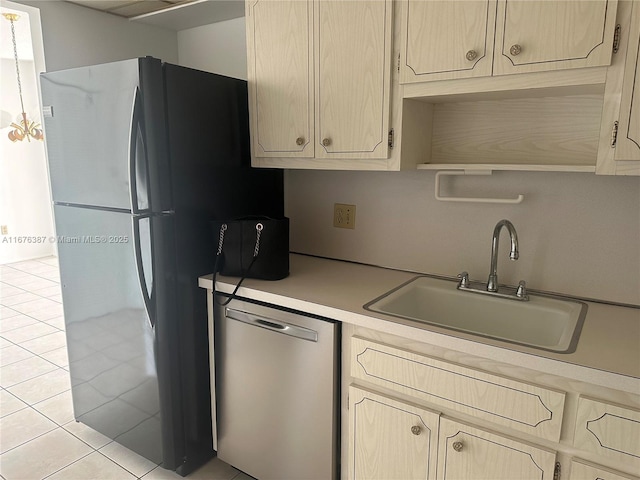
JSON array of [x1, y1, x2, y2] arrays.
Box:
[[401, 0, 618, 84], [246, 0, 313, 158], [596, 0, 640, 175], [400, 1, 497, 83], [493, 0, 618, 75], [246, 0, 393, 169], [612, 1, 640, 161]]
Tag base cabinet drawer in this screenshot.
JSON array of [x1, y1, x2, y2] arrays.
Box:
[[351, 337, 565, 441], [569, 460, 638, 480], [574, 397, 640, 471], [437, 417, 557, 480]]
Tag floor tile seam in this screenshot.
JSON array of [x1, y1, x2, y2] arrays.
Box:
[[5, 368, 71, 401], [3, 265, 59, 278], [0, 318, 41, 335], [0, 344, 34, 367], [40, 449, 96, 480], [0, 290, 61, 307], [31, 396, 76, 428], [0, 319, 62, 336], [21, 309, 65, 323], [8, 313, 65, 332], [0, 305, 20, 316], [1, 342, 68, 370], [0, 388, 29, 417], [0, 351, 60, 380], [0, 416, 58, 456], [17, 333, 68, 356], [61, 419, 110, 449], [96, 445, 158, 479]]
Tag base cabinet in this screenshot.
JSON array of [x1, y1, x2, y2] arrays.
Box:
[[349, 387, 439, 480], [348, 386, 557, 480], [345, 329, 640, 480], [437, 418, 556, 480]]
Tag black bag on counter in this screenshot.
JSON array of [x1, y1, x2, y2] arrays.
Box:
[[212, 217, 289, 304]]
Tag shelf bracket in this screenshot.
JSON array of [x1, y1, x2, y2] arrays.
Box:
[[434, 170, 524, 204]]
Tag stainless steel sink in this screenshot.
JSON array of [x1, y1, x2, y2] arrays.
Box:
[[364, 276, 587, 353]]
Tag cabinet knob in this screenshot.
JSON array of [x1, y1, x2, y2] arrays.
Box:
[[510, 44, 522, 56], [322, 137, 331, 147], [465, 50, 478, 61], [411, 425, 421, 436], [452, 441, 464, 452], [296, 137, 305, 146]]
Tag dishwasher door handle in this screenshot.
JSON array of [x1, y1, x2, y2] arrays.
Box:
[[225, 308, 319, 342]]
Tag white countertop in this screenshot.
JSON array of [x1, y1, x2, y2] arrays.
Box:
[[199, 254, 640, 394]]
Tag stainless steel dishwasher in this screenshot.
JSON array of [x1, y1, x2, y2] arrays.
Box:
[[214, 295, 339, 480]]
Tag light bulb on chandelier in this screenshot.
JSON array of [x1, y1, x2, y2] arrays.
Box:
[[2, 12, 43, 143]]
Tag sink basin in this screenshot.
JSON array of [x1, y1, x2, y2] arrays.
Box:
[[364, 276, 586, 353]]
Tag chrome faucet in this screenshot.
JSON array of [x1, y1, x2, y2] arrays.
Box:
[[486, 219, 519, 292], [457, 220, 528, 301]]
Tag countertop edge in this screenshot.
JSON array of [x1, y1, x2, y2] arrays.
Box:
[[198, 261, 640, 395]]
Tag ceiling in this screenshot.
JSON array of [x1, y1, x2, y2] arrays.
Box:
[[65, 0, 195, 19], [63, 0, 246, 30]]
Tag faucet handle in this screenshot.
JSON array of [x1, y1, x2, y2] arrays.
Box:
[[457, 271, 470, 288], [516, 280, 528, 299]]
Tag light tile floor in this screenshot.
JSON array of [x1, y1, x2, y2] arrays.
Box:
[[1, 257, 252, 480]]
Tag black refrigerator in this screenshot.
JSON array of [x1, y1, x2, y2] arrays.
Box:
[[40, 57, 284, 475]]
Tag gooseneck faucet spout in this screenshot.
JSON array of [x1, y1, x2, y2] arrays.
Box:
[[487, 219, 519, 292]]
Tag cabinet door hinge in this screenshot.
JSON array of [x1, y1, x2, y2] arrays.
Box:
[[397, 52, 401, 73], [613, 24, 621, 54], [611, 121, 619, 148], [553, 461, 561, 480], [388, 128, 394, 149]]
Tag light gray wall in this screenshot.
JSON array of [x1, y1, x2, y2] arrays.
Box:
[[178, 17, 246, 79], [286, 170, 640, 306], [16, 0, 178, 71]]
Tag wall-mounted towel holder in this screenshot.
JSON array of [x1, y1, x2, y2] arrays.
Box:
[[435, 170, 524, 204]]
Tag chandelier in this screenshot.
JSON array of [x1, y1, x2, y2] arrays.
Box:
[[2, 12, 43, 142]]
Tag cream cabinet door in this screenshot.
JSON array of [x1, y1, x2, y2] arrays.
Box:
[[348, 386, 439, 480], [615, 1, 640, 161], [569, 460, 637, 480], [493, 0, 618, 76], [315, 0, 392, 159], [437, 418, 557, 480], [400, 0, 497, 83], [246, 0, 314, 158]]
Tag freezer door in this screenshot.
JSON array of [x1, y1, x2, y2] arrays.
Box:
[[41, 59, 153, 212], [54, 204, 163, 464]]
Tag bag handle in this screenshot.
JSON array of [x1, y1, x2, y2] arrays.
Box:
[[213, 222, 263, 306]]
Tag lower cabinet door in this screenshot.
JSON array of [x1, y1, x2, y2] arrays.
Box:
[[349, 386, 440, 480], [569, 460, 637, 480], [437, 418, 557, 480]]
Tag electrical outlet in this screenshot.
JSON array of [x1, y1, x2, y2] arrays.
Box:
[[0, 225, 7, 235], [333, 203, 356, 229]]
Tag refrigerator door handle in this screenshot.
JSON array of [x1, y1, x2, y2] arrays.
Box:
[[129, 87, 151, 214], [132, 214, 155, 328]]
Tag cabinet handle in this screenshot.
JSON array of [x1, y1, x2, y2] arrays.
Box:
[[510, 44, 522, 56], [452, 441, 464, 452], [322, 138, 331, 147], [296, 137, 305, 146], [465, 50, 477, 61], [411, 425, 421, 436]]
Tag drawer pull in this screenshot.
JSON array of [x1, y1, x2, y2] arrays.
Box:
[[452, 441, 464, 452], [510, 44, 522, 56], [466, 50, 478, 61], [411, 425, 421, 436], [296, 136, 305, 146]]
